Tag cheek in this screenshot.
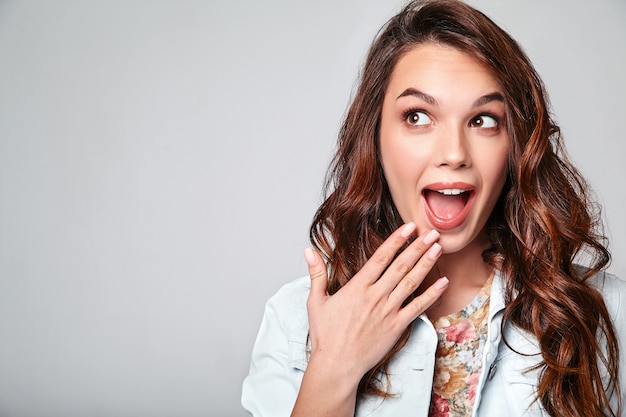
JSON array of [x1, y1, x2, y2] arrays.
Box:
[[381, 141, 427, 192], [380, 141, 430, 224], [482, 144, 510, 197]]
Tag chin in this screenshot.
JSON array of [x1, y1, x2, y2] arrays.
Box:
[[439, 239, 470, 255], [438, 228, 487, 256]]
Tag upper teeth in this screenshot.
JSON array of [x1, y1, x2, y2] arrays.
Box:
[[437, 189, 465, 195]]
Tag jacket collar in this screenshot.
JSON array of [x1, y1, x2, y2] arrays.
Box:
[[416, 268, 507, 326], [490, 269, 507, 320]]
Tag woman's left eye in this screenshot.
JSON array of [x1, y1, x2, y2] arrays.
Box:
[[470, 115, 498, 128]]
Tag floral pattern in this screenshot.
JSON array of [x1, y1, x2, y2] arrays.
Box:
[[429, 271, 493, 417]]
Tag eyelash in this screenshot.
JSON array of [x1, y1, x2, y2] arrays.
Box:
[[403, 109, 431, 126], [470, 114, 500, 129], [402, 109, 501, 129]]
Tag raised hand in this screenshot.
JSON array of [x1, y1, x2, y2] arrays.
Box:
[[292, 223, 448, 416]]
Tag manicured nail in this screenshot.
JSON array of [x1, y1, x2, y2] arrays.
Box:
[[304, 248, 317, 266], [435, 277, 449, 290], [427, 243, 442, 259], [423, 229, 440, 246], [400, 222, 416, 238]]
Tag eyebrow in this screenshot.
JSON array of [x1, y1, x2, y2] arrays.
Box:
[[473, 92, 505, 107], [397, 88, 504, 108], [397, 88, 438, 105]]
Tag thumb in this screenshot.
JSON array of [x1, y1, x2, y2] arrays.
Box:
[[304, 248, 328, 300]]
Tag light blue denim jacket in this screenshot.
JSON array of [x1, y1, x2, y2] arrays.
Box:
[[242, 270, 626, 416]]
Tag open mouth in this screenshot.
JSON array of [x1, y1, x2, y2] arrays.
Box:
[[423, 187, 473, 229]]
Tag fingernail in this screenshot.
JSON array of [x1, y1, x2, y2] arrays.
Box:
[[304, 248, 317, 266], [435, 277, 449, 290], [423, 229, 440, 245], [400, 222, 416, 238], [427, 243, 442, 259]]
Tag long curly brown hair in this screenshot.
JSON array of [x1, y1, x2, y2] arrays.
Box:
[[309, 1, 621, 416]]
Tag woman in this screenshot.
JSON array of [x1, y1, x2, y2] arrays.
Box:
[[242, 1, 625, 416]]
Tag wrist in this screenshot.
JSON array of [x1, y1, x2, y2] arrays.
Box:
[[305, 350, 364, 394]]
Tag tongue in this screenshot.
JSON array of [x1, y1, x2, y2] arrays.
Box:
[[425, 190, 467, 220]]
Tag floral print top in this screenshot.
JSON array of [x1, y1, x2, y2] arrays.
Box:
[[428, 271, 494, 417]]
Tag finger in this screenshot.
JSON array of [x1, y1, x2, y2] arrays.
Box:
[[354, 222, 417, 286], [375, 229, 440, 293], [388, 241, 442, 305], [398, 277, 449, 323], [304, 248, 328, 303]]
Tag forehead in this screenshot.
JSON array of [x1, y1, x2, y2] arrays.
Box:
[[386, 43, 502, 100]]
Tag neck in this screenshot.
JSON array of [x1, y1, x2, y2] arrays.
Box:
[[423, 234, 495, 318]]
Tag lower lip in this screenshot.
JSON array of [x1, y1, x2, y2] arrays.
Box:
[[423, 191, 475, 231]]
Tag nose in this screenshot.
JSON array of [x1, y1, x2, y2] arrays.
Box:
[[436, 125, 471, 169]]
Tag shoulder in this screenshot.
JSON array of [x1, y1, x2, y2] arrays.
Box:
[[264, 276, 311, 340], [242, 277, 311, 415], [266, 276, 311, 315], [586, 270, 626, 324], [585, 270, 626, 411], [585, 270, 625, 308]]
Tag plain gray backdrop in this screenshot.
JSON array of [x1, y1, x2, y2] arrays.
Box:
[[0, 0, 624, 416]]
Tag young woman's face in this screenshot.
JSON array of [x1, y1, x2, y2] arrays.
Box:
[[379, 43, 510, 255]]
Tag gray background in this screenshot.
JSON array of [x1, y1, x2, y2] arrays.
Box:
[[0, 0, 624, 416]]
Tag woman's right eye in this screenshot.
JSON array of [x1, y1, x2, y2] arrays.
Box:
[[405, 110, 432, 126]]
